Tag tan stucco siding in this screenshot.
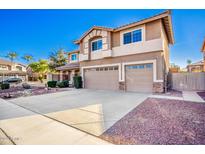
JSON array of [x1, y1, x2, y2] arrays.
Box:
[[80, 51, 164, 80], [80, 29, 111, 55], [161, 21, 170, 72], [145, 20, 161, 41], [111, 31, 120, 48], [111, 20, 161, 48]]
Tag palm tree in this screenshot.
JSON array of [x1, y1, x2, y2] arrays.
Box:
[[22, 54, 34, 64], [5, 51, 18, 62], [29, 59, 49, 83], [49, 48, 67, 72], [187, 59, 192, 65]]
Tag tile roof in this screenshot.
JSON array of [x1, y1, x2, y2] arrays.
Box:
[[188, 60, 204, 66], [55, 62, 80, 71], [201, 38, 205, 52], [74, 10, 174, 44]]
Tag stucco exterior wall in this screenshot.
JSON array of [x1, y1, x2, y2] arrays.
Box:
[[81, 29, 111, 55], [80, 51, 164, 81], [160, 20, 170, 73], [145, 19, 161, 41], [111, 31, 120, 48]]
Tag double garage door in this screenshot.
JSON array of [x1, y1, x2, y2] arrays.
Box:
[[84, 63, 153, 92]]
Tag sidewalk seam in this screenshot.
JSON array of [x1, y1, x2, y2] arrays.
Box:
[[0, 128, 16, 145]]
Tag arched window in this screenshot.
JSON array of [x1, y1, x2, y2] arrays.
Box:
[[91, 38, 102, 52]]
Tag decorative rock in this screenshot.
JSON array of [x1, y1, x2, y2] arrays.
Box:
[[22, 83, 31, 89]]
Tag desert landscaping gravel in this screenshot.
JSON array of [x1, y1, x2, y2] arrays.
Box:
[[101, 98, 205, 145], [0, 86, 69, 99], [197, 92, 205, 101]]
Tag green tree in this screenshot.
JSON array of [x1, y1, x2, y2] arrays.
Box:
[[22, 55, 34, 64], [5, 51, 18, 62], [49, 48, 67, 72], [29, 59, 49, 83], [187, 59, 192, 65]]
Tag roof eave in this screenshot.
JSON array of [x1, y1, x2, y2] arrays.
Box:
[[74, 26, 113, 44], [74, 10, 174, 45], [201, 39, 205, 52]]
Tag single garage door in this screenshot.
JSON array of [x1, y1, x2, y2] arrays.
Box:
[[84, 66, 119, 91], [126, 63, 153, 92]]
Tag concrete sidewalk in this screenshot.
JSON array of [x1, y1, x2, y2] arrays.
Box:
[[0, 98, 111, 145], [150, 91, 205, 103], [183, 91, 205, 103]]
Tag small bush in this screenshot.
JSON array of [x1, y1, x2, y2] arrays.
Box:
[[47, 81, 57, 88], [1, 82, 10, 90], [62, 80, 69, 87], [56, 80, 69, 88], [73, 76, 82, 89], [56, 81, 65, 88]]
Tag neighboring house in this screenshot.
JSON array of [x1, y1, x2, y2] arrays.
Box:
[[187, 60, 204, 72], [201, 38, 205, 71], [56, 10, 174, 93], [55, 50, 80, 83], [186, 38, 205, 73], [169, 63, 180, 73], [0, 58, 27, 81]]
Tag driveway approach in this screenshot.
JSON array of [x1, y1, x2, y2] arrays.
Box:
[[1, 89, 149, 140]]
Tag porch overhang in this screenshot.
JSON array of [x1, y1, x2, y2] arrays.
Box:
[[55, 63, 80, 71], [0, 70, 27, 75]]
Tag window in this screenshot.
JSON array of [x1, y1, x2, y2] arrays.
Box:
[[16, 66, 22, 71], [123, 29, 142, 45], [91, 39, 102, 51], [127, 64, 147, 70], [133, 30, 142, 42], [123, 32, 132, 44], [71, 54, 77, 61], [145, 64, 153, 69]]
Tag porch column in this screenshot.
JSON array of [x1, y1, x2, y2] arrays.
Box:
[[70, 70, 75, 83], [60, 71, 63, 81]]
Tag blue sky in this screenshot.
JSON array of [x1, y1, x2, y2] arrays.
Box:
[[0, 9, 204, 67]]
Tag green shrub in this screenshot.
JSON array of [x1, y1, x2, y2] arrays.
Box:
[[73, 76, 82, 89], [47, 81, 57, 88], [56, 80, 69, 88], [1, 82, 10, 90], [62, 80, 69, 87], [56, 81, 64, 88]]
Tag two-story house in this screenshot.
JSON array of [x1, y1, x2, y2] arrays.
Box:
[[56, 10, 174, 93], [77, 10, 174, 93], [0, 58, 27, 81]]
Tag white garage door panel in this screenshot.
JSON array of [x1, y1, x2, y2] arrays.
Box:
[[126, 64, 153, 92], [84, 67, 119, 91]]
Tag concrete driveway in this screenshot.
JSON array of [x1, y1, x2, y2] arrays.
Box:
[[0, 89, 149, 144]]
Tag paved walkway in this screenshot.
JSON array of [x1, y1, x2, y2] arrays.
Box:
[[150, 91, 205, 103], [0, 98, 111, 145], [149, 95, 184, 101], [182, 91, 205, 103]]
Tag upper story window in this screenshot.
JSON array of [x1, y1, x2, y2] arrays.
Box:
[[71, 54, 77, 61], [16, 66, 22, 71], [0, 65, 8, 70], [91, 39, 102, 52], [123, 29, 142, 45]]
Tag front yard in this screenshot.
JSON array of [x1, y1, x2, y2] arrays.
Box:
[[1, 89, 205, 144], [101, 97, 205, 144], [0, 83, 70, 99]]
